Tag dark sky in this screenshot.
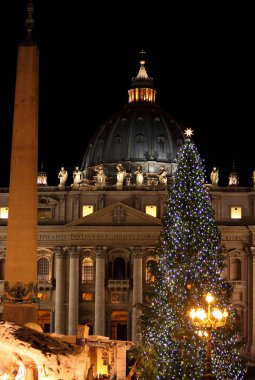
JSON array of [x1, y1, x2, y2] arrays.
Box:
[[0, 1, 253, 187]]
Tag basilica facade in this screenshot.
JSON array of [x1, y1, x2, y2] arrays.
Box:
[[0, 57, 255, 361]]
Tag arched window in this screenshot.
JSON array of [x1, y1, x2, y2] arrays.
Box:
[[82, 257, 94, 283], [113, 257, 126, 280], [146, 258, 157, 283], [230, 258, 241, 281], [37, 257, 50, 282]]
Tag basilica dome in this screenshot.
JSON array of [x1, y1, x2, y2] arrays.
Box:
[[81, 56, 185, 182]]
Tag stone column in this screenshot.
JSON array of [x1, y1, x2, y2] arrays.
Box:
[[50, 308, 54, 333], [131, 247, 143, 342], [71, 193, 79, 220], [127, 310, 132, 341], [0, 250, 6, 317], [250, 247, 255, 358], [59, 195, 66, 221], [95, 247, 106, 336], [106, 310, 111, 338], [68, 247, 80, 335], [0, 249, 6, 280], [54, 247, 66, 334]]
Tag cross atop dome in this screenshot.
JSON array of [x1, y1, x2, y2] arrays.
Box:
[[139, 49, 146, 59]]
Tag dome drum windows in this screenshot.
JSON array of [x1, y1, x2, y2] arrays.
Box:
[[136, 134, 144, 143], [158, 135, 165, 150], [114, 136, 122, 143]]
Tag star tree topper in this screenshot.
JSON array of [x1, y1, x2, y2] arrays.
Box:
[[184, 127, 194, 138]]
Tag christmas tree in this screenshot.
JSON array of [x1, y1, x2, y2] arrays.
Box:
[[137, 129, 245, 379]]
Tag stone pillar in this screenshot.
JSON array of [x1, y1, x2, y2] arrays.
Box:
[[54, 247, 66, 334], [131, 247, 143, 342], [250, 247, 255, 358], [59, 195, 66, 221], [0, 249, 6, 280], [0, 250, 6, 317], [50, 308, 54, 333], [71, 193, 79, 220], [95, 247, 106, 336], [68, 247, 80, 335], [127, 310, 132, 341], [106, 310, 111, 338]]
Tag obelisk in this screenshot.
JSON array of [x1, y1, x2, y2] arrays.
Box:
[[4, 1, 39, 325]]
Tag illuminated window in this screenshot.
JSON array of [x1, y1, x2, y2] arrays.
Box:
[[82, 292, 93, 301], [82, 257, 94, 283], [0, 207, 8, 219], [38, 208, 52, 220], [82, 205, 94, 217], [37, 292, 49, 300], [146, 258, 157, 283], [145, 205, 157, 217], [230, 207, 242, 219]]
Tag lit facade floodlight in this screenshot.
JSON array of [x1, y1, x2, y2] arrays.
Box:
[[188, 293, 228, 379]]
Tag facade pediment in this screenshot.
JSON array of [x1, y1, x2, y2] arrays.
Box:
[[66, 201, 162, 226], [227, 248, 246, 257]]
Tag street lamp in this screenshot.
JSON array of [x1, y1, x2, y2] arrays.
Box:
[[189, 293, 228, 380]]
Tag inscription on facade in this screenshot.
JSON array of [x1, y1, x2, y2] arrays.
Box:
[[70, 232, 159, 240], [0, 232, 159, 245], [222, 235, 249, 241], [39, 234, 70, 241]]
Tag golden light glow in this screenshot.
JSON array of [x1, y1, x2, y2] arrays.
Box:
[[205, 293, 214, 304], [184, 127, 194, 138], [188, 292, 228, 329], [188, 293, 228, 378]]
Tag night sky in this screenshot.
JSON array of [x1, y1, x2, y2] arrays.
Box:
[[0, 1, 253, 187]]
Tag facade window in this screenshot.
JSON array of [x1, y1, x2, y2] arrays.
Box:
[[37, 257, 50, 282], [0, 207, 8, 219], [114, 136, 122, 143], [113, 257, 126, 279], [136, 134, 144, 143], [38, 208, 52, 220], [37, 292, 49, 300], [145, 205, 157, 217], [230, 207, 242, 219], [82, 292, 93, 301], [82, 205, 94, 217], [230, 258, 241, 281], [82, 257, 94, 283], [158, 135, 165, 150], [146, 258, 157, 283]]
